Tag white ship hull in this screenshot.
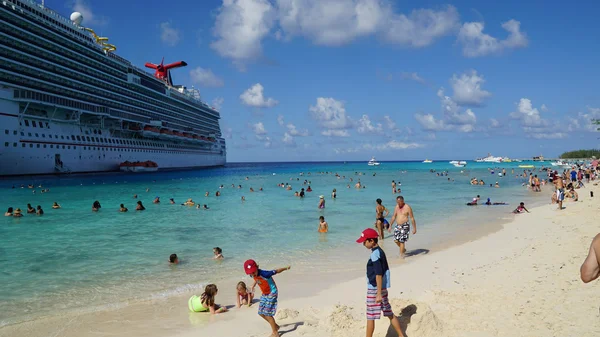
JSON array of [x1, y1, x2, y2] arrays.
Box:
[[0, 102, 225, 176]]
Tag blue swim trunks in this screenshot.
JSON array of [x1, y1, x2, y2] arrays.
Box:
[[258, 294, 278, 317]]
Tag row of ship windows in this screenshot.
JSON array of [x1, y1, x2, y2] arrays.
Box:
[[3, 4, 126, 76], [3, 36, 218, 127], [19, 120, 104, 136], [5, 129, 206, 150], [4, 142, 211, 154], [0, 32, 220, 129]]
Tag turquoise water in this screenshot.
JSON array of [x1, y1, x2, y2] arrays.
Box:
[[0, 161, 544, 325]]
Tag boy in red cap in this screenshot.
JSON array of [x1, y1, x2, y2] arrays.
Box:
[[356, 228, 405, 337], [244, 259, 291, 337]]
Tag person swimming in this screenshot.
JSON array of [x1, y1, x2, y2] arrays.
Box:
[[318, 195, 325, 209]]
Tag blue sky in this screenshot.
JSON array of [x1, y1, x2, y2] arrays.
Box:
[[62, 0, 600, 162]]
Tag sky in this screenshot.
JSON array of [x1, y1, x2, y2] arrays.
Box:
[[58, 0, 600, 162]]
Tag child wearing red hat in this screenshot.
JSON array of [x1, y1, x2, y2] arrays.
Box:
[[356, 228, 405, 337], [243, 259, 291, 337]]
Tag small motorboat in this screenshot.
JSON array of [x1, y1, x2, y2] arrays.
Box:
[[449, 160, 467, 167], [368, 157, 380, 166], [423, 159, 433, 163]]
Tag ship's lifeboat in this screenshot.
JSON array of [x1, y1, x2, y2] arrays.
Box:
[[159, 129, 175, 139], [183, 133, 195, 143], [120, 160, 158, 173], [142, 126, 160, 138], [173, 131, 186, 139]]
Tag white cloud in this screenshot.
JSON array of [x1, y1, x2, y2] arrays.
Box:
[[458, 19, 528, 57], [212, 97, 224, 110], [383, 115, 399, 132], [160, 22, 181, 46], [570, 107, 600, 132], [211, 0, 276, 68], [335, 139, 423, 154], [400, 72, 426, 84], [282, 132, 296, 146], [366, 140, 423, 150], [263, 136, 272, 148], [252, 122, 267, 135], [530, 133, 567, 139], [450, 70, 491, 106], [309, 97, 353, 129], [287, 123, 309, 136], [414, 113, 449, 132], [277, 1, 458, 47], [190, 67, 224, 87], [510, 98, 548, 127], [240, 83, 278, 108], [541, 104, 548, 112], [357, 114, 383, 134], [212, 1, 458, 66], [382, 5, 460, 47], [489, 118, 501, 128], [70, 0, 107, 26], [277, 114, 285, 126], [322, 129, 350, 137], [425, 88, 477, 132]]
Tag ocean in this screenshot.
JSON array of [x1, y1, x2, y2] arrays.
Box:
[[0, 160, 547, 326]]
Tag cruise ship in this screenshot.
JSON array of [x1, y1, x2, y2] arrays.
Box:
[[0, 0, 226, 176]]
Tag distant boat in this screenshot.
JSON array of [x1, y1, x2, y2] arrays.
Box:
[[519, 165, 534, 168], [368, 157, 380, 166], [449, 160, 467, 167], [423, 159, 433, 163], [550, 160, 571, 168], [475, 153, 503, 163]]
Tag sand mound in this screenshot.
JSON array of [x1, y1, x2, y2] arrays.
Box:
[[276, 308, 300, 320], [389, 299, 444, 337]]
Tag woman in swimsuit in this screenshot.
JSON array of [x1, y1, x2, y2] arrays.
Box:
[[318, 195, 325, 209]]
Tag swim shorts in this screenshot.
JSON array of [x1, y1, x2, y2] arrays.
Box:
[[556, 189, 565, 201], [258, 294, 277, 317], [366, 288, 393, 320], [393, 223, 410, 243]]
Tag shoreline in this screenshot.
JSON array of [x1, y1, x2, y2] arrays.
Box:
[[180, 184, 599, 337], [0, 182, 552, 337]]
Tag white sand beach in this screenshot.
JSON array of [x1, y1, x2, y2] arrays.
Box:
[[175, 186, 600, 337]]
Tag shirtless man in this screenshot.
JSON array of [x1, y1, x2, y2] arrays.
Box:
[[389, 196, 416, 258], [391, 180, 397, 194], [554, 175, 565, 210], [375, 198, 390, 239], [581, 233, 600, 283]]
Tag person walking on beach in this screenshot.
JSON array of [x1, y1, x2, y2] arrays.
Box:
[[555, 175, 565, 210], [244, 259, 291, 337], [375, 198, 389, 239], [356, 228, 405, 337], [389, 196, 417, 258]]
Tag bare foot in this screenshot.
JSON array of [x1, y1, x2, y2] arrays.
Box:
[[269, 332, 280, 337]]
